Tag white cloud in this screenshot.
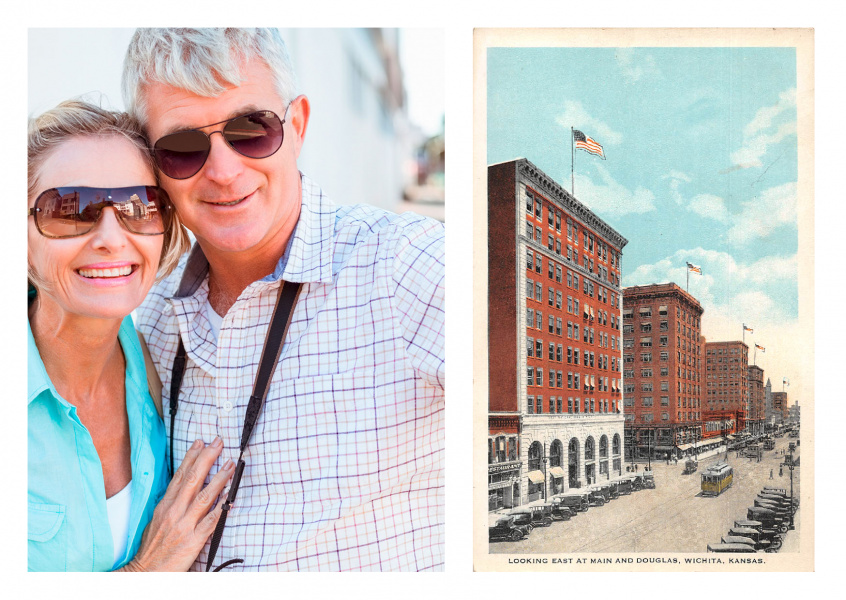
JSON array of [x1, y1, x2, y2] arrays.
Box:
[[555, 101, 623, 146], [624, 247, 806, 410], [688, 193, 729, 222], [732, 88, 797, 169], [615, 48, 661, 84], [573, 163, 655, 217], [726, 181, 798, 245], [625, 248, 796, 327], [662, 171, 692, 205]]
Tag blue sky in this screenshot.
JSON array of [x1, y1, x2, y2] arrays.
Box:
[[488, 46, 801, 396]]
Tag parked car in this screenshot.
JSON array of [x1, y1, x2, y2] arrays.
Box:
[[509, 506, 552, 528], [642, 468, 656, 489], [707, 543, 757, 553], [549, 497, 574, 520], [489, 515, 530, 542], [553, 492, 590, 513], [683, 459, 698, 474]]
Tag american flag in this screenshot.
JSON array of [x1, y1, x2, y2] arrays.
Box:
[[743, 324, 754, 333], [573, 129, 605, 159], [686, 262, 702, 274], [755, 344, 765, 352]]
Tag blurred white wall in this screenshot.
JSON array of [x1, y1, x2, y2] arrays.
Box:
[[28, 28, 444, 213]]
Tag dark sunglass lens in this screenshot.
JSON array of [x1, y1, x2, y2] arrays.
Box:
[[111, 186, 167, 234], [224, 111, 284, 158], [36, 188, 101, 237], [154, 130, 210, 179]]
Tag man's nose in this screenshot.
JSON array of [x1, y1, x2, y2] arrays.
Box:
[[201, 132, 244, 186]]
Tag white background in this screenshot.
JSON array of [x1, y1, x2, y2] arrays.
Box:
[[6, 0, 841, 594]]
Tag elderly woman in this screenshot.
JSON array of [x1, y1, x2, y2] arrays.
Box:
[[28, 100, 234, 571]]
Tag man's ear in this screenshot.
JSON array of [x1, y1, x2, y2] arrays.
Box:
[[290, 95, 310, 159]]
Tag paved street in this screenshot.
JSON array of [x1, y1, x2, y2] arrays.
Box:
[[490, 435, 800, 553]]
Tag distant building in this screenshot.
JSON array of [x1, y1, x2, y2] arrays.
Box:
[[772, 391, 789, 424], [487, 158, 628, 510], [764, 377, 775, 427], [747, 365, 766, 435], [788, 401, 801, 425], [622, 283, 704, 461], [705, 341, 749, 414]]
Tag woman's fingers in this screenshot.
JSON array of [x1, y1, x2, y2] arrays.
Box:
[[172, 437, 225, 509], [160, 438, 205, 505], [191, 458, 236, 517]]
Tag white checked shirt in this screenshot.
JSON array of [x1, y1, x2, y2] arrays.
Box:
[[136, 175, 444, 571]]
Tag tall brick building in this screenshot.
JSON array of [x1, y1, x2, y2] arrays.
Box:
[[772, 391, 789, 424], [747, 364, 766, 435], [622, 283, 704, 460], [705, 341, 749, 414], [487, 158, 628, 510]]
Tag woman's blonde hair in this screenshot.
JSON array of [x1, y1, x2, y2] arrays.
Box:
[[28, 100, 190, 292]]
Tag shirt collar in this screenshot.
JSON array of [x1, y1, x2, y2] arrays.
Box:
[[27, 317, 54, 406], [173, 173, 335, 300]]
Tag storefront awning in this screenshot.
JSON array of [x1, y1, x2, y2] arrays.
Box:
[[677, 443, 695, 451], [527, 470, 545, 483], [548, 466, 566, 479]]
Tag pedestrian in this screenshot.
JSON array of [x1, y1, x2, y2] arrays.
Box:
[[770, 469, 774, 479], [779, 467, 783, 477]]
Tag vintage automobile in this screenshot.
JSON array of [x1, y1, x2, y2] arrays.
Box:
[[683, 458, 698, 474], [734, 519, 782, 550], [642, 468, 656, 489], [510, 505, 553, 528], [605, 482, 620, 500], [616, 478, 634, 495], [721, 535, 757, 549], [763, 438, 775, 450], [506, 509, 535, 533], [747, 506, 789, 534], [554, 492, 591, 513], [706, 543, 757, 553], [489, 515, 530, 542], [548, 497, 574, 520], [727, 527, 772, 551], [762, 487, 799, 509]]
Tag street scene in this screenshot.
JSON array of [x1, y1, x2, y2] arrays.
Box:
[[490, 431, 800, 553], [481, 31, 810, 567]]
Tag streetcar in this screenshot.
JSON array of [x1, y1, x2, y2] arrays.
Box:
[[700, 462, 733, 496]]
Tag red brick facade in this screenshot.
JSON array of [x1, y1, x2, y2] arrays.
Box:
[[705, 341, 749, 413], [487, 158, 628, 507], [622, 283, 704, 459]]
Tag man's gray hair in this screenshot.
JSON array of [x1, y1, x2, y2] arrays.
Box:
[[122, 28, 299, 130]]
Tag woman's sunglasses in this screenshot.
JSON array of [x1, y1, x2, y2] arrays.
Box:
[[28, 185, 172, 239], [152, 101, 295, 180]]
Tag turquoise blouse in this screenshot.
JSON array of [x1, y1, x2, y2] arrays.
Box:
[[28, 314, 169, 571]]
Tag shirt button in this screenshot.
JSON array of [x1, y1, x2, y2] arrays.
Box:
[[223, 401, 233, 412]]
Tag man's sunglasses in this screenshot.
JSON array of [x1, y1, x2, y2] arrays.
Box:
[[152, 100, 296, 180], [28, 186, 172, 239]]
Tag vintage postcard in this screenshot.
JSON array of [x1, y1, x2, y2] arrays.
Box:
[[473, 28, 813, 571]]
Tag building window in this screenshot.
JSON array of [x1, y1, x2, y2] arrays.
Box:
[[536, 311, 543, 329], [535, 226, 542, 242], [555, 213, 561, 231], [536, 395, 543, 414], [535, 255, 542, 274], [661, 381, 669, 392], [548, 234, 554, 251], [568, 397, 573, 413], [527, 367, 534, 386], [549, 343, 555, 361], [641, 368, 653, 377], [527, 308, 534, 327], [555, 265, 562, 283], [527, 337, 534, 357], [557, 344, 563, 361], [536, 339, 543, 356], [537, 369, 543, 386], [661, 396, 669, 406], [527, 396, 534, 414], [660, 351, 669, 361], [548, 287, 555, 306], [662, 412, 669, 421], [642, 383, 653, 392], [536, 282, 542, 301], [535, 199, 542, 218], [556, 291, 562, 309], [660, 366, 669, 376], [660, 336, 668, 346], [549, 315, 554, 333], [641, 353, 652, 363]]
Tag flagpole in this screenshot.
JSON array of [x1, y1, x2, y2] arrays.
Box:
[[571, 126, 575, 195], [754, 344, 757, 366], [686, 264, 689, 293]]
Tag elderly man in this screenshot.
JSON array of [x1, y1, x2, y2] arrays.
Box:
[[125, 28, 444, 571]]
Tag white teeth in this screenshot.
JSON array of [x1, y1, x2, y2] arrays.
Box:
[[78, 266, 133, 278], [216, 198, 245, 206]]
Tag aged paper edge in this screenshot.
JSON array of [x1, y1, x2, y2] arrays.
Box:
[[472, 27, 814, 573]]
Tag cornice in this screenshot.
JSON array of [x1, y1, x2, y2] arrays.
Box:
[[516, 158, 629, 251]]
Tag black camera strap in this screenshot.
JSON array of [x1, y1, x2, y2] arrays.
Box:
[[168, 279, 302, 572]]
